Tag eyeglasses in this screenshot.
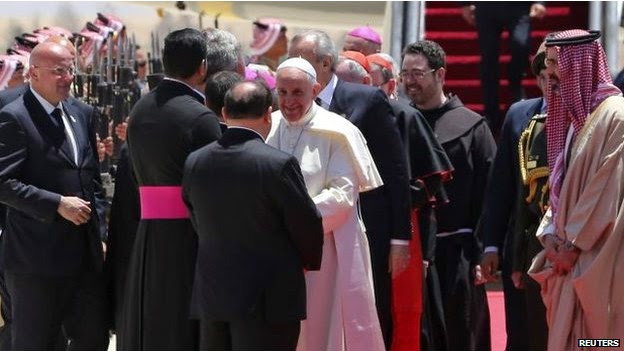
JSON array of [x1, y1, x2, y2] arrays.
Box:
[[544, 57, 558, 68], [399, 68, 436, 80], [33, 65, 75, 77]]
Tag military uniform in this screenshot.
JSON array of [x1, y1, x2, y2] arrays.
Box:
[[511, 112, 549, 351]]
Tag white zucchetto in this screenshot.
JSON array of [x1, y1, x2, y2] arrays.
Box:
[[277, 57, 317, 80]]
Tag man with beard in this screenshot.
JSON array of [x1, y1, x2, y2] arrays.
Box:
[[335, 50, 454, 351], [401, 40, 496, 351], [120, 28, 222, 350], [530, 29, 624, 349], [365, 52, 454, 351]]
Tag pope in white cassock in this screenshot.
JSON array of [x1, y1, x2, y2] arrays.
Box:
[[266, 57, 386, 351]]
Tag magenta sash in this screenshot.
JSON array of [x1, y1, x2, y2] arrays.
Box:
[[139, 186, 189, 219]]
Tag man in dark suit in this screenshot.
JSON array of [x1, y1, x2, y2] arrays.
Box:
[[0, 41, 109, 350], [0, 81, 27, 351], [480, 98, 541, 351], [0, 36, 98, 351], [480, 41, 548, 351], [182, 80, 323, 350], [0, 89, 97, 351], [288, 29, 411, 348], [120, 28, 222, 350]]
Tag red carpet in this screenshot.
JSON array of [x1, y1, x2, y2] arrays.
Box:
[[487, 291, 506, 351], [424, 1, 589, 116]]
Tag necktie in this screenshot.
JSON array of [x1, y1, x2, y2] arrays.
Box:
[[51, 108, 64, 130], [51, 108, 75, 163]]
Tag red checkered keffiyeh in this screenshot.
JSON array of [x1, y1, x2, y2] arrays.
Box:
[[546, 29, 622, 214]]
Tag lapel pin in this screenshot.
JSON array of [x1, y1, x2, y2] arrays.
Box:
[[70, 115, 77, 123]]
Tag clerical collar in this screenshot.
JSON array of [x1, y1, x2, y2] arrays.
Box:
[[284, 102, 317, 127], [30, 84, 62, 114], [317, 74, 338, 108], [163, 77, 206, 101]]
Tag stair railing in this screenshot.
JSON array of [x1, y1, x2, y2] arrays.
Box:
[[389, 1, 426, 67]]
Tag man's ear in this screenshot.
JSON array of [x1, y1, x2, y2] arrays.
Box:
[[321, 55, 332, 71], [221, 107, 229, 125], [29, 67, 39, 82], [312, 82, 322, 96], [263, 106, 273, 123], [197, 59, 208, 80], [436, 67, 446, 83]]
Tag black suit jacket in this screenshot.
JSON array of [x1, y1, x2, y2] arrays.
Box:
[[330, 79, 411, 242], [0, 88, 106, 276], [0, 84, 29, 230], [481, 98, 543, 252], [0, 85, 106, 233], [182, 128, 323, 322]]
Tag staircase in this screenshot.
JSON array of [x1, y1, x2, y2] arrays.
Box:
[[424, 2, 589, 116]]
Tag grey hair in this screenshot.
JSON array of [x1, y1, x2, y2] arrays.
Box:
[[203, 28, 242, 77], [291, 29, 338, 71], [336, 58, 368, 83]]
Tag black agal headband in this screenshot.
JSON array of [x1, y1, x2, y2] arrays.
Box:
[[545, 30, 601, 47]]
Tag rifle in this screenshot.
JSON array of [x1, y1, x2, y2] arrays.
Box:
[[146, 31, 164, 91]]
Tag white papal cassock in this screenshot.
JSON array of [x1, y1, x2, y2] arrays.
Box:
[[267, 102, 385, 351]]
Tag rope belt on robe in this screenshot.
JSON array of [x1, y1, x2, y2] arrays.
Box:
[[139, 186, 189, 219]]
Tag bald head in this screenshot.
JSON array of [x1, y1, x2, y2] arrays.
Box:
[[223, 81, 273, 138], [43, 35, 76, 57], [29, 42, 74, 105], [224, 81, 273, 120], [30, 41, 73, 67]]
